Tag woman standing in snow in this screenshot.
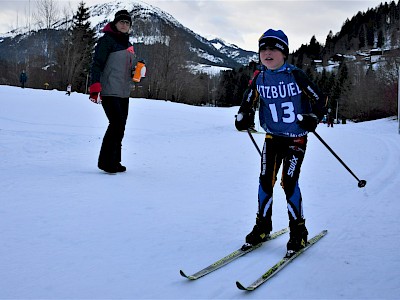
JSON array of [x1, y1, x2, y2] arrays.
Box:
[[235, 29, 326, 257], [89, 10, 137, 174]]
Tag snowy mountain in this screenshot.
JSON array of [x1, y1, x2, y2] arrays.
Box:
[[209, 37, 258, 65], [1, 85, 399, 298], [0, 0, 257, 70]]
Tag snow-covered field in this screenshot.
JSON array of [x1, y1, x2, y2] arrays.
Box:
[[1, 85, 399, 299]]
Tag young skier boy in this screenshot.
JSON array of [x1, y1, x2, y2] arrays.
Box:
[[235, 29, 326, 257]]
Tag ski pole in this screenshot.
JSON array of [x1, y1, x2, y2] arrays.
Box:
[[247, 124, 366, 188], [247, 129, 262, 156], [312, 131, 367, 188]]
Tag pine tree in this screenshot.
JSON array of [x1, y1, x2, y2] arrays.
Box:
[[308, 35, 322, 60], [358, 25, 366, 49], [334, 62, 352, 120], [377, 30, 384, 48], [56, 1, 96, 92], [366, 20, 375, 47]]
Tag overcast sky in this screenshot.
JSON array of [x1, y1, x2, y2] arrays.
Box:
[[0, 0, 387, 52]]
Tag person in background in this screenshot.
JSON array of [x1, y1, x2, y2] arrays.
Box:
[[66, 83, 72, 96], [19, 70, 27, 88], [327, 113, 334, 127], [235, 29, 326, 257], [89, 9, 138, 174]]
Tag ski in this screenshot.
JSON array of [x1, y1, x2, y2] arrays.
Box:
[[236, 229, 328, 291], [179, 227, 288, 280]]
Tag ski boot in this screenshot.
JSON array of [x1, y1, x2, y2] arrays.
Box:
[[286, 218, 308, 258], [242, 214, 272, 250]]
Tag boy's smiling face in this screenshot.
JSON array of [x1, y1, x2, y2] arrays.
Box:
[[259, 47, 285, 70]]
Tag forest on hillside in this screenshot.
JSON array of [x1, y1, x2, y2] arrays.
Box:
[[218, 1, 400, 122]]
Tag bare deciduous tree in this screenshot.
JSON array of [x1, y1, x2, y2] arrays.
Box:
[[33, 0, 59, 29]]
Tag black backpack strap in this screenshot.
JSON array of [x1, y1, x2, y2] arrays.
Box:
[[292, 68, 327, 120]]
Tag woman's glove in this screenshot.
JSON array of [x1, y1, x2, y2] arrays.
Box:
[[89, 83, 102, 104]]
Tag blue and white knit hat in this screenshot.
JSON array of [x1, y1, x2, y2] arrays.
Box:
[[258, 29, 289, 57]]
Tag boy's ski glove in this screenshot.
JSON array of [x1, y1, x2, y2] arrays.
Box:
[[235, 111, 252, 131], [297, 113, 319, 132], [89, 82, 102, 104]]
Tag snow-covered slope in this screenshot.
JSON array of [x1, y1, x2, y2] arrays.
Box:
[[0, 85, 399, 298]]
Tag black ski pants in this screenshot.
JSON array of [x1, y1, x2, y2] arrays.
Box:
[[257, 134, 308, 224], [98, 96, 129, 167]]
